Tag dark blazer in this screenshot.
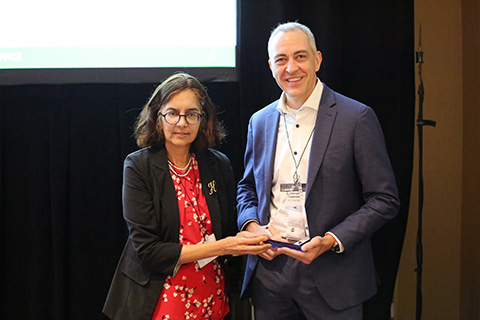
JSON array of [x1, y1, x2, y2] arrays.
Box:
[[103, 146, 236, 319], [237, 84, 400, 311]]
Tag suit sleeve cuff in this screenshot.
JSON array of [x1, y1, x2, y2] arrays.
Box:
[[325, 232, 345, 253], [240, 219, 260, 232]]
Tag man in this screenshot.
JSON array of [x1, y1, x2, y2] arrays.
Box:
[[237, 22, 400, 319]]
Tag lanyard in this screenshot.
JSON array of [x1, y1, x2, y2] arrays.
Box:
[[282, 112, 315, 186]]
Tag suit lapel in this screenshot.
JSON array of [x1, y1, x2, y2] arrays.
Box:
[[197, 152, 223, 238], [150, 147, 181, 239], [306, 85, 337, 200], [262, 104, 280, 224], [151, 148, 223, 239]]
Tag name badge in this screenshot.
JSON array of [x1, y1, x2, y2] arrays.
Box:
[[279, 182, 308, 241], [197, 233, 217, 268]]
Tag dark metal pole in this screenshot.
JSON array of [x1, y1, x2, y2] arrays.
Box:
[[415, 25, 436, 320]]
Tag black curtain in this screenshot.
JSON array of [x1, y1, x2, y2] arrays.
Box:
[[0, 1, 413, 319]]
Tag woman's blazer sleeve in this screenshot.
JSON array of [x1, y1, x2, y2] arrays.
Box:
[[122, 151, 182, 276]]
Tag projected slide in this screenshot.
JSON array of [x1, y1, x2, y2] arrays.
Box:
[[0, 0, 236, 69]]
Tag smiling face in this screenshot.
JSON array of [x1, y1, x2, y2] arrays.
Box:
[[268, 29, 322, 109], [159, 89, 202, 154]]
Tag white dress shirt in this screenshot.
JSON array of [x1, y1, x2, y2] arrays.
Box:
[[269, 80, 323, 240], [268, 79, 344, 252]]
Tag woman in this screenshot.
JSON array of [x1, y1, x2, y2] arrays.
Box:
[[103, 73, 269, 319]]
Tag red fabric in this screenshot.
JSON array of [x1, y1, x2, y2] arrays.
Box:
[[152, 156, 229, 320]]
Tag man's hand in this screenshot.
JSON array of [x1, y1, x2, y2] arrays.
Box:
[[276, 234, 336, 264], [244, 222, 283, 261]]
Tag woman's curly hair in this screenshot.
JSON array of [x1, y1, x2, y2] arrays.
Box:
[[134, 73, 226, 153]]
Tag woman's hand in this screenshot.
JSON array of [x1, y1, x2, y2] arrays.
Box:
[[178, 231, 270, 265], [243, 222, 283, 261], [219, 231, 271, 256]]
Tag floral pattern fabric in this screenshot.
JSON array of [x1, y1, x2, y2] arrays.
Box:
[[152, 155, 229, 320]]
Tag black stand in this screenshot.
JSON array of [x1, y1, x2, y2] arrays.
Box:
[[415, 26, 436, 320]]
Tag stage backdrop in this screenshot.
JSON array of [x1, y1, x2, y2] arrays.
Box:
[[0, 1, 413, 319]]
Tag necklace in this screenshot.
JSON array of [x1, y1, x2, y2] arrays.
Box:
[[171, 157, 209, 238], [168, 156, 192, 177], [282, 112, 315, 185]]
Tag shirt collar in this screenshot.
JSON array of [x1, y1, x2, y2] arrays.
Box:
[[277, 78, 324, 114]]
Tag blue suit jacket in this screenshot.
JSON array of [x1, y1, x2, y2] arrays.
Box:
[[237, 84, 400, 310]]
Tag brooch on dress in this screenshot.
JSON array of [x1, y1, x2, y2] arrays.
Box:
[[208, 180, 217, 195]]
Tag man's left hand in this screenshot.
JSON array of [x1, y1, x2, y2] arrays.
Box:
[[276, 235, 336, 264]]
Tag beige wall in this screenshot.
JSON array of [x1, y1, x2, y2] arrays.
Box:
[[394, 0, 479, 319], [460, 0, 480, 318]]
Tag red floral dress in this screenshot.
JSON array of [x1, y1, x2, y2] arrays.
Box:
[[152, 155, 229, 320]]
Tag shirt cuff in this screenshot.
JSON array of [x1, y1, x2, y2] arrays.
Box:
[[325, 232, 345, 253]]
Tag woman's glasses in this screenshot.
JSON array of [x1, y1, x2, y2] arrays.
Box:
[[159, 112, 203, 125]]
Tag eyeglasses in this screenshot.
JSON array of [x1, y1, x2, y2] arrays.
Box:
[[159, 111, 204, 125]]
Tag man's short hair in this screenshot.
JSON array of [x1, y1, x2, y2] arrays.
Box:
[[267, 22, 318, 60]]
